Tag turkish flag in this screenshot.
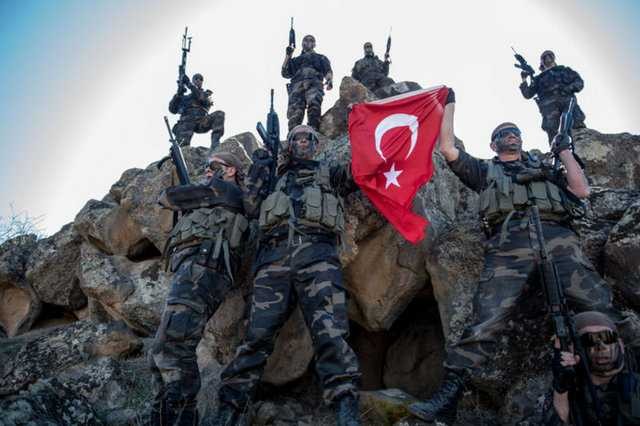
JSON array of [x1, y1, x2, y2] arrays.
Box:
[[348, 86, 448, 244]]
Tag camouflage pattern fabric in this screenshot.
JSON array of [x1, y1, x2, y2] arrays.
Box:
[[218, 239, 360, 410], [351, 56, 394, 93], [169, 85, 225, 147], [445, 221, 638, 372], [148, 246, 233, 425], [519, 65, 586, 142], [286, 79, 324, 131]]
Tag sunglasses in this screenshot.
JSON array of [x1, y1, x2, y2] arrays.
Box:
[[580, 330, 618, 348], [493, 127, 521, 141], [208, 161, 230, 171], [292, 132, 315, 142]]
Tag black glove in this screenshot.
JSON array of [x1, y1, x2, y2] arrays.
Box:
[[286, 46, 294, 56], [520, 71, 530, 79], [551, 134, 573, 157], [252, 148, 273, 166], [177, 85, 187, 95], [181, 74, 190, 85], [552, 348, 576, 394], [445, 88, 455, 105]]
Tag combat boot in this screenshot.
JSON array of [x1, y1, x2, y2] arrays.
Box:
[[214, 402, 244, 426], [210, 133, 221, 151], [408, 370, 466, 424], [336, 394, 361, 426]]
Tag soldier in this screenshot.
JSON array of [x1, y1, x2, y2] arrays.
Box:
[[168, 73, 225, 150], [282, 34, 333, 131], [351, 42, 394, 93], [148, 151, 249, 425], [408, 90, 638, 424], [542, 311, 640, 425], [215, 125, 361, 426], [520, 50, 586, 143]]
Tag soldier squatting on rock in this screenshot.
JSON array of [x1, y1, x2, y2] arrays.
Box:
[[215, 125, 361, 426], [520, 50, 586, 143], [282, 35, 333, 131], [543, 311, 640, 425], [169, 73, 226, 150], [148, 151, 249, 425], [408, 89, 640, 424], [351, 42, 395, 93]]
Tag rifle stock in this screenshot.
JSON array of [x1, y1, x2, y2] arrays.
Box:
[[164, 116, 190, 185]]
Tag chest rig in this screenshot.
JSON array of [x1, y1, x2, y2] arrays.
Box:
[[479, 154, 567, 229], [258, 165, 345, 240]]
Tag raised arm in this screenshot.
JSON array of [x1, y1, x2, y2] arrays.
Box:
[[552, 136, 590, 199], [439, 89, 459, 162]]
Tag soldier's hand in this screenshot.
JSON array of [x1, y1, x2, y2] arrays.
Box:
[[325, 78, 333, 91], [446, 88, 456, 105], [520, 71, 529, 80], [252, 148, 273, 166], [181, 74, 190, 85], [551, 338, 579, 394], [551, 134, 572, 157], [286, 46, 294, 56]]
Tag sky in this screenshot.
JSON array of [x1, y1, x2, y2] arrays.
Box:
[[1, 0, 639, 236]]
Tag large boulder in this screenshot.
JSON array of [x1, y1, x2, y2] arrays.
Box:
[[25, 223, 86, 311], [79, 243, 170, 335], [605, 199, 640, 309], [0, 235, 41, 337], [319, 77, 375, 139]]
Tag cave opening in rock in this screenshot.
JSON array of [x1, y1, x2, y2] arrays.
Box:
[[349, 284, 445, 399], [126, 238, 162, 262], [31, 302, 79, 331]]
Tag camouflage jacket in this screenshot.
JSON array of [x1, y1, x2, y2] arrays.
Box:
[[351, 55, 389, 85], [168, 85, 213, 119], [520, 65, 584, 105], [282, 51, 332, 83]]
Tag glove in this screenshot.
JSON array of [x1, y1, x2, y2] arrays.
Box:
[[445, 88, 455, 105], [181, 74, 190, 85], [286, 46, 294, 56], [252, 148, 273, 167], [551, 134, 572, 157], [520, 71, 530, 79], [552, 348, 576, 394], [177, 85, 187, 95]]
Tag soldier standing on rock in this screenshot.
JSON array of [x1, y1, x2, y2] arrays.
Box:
[[148, 151, 249, 425], [169, 73, 226, 150], [215, 125, 361, 426], [408, 89, 640, 424], [351, 42, 394, 93], [282, 35, 333, 131], [520, 50, 586, 143]]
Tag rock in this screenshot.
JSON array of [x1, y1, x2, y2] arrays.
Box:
[[360, 388, 417, 425], [263, 306, 314, 386], [200, 288, 247, 365], [605, 200, 640, 309], [79, 243, 170, 335], [0, 234, 41, 337], [573, 128, 640, 190], [345, 225, 427, 331], [373, 81, 423, 99], [0, 378, 102, 425], [217, 131, 259, 162], [498, 375, 548, 425], [319, 77, 375, 139], [25, 223, 86, 310], [0, 321, 141, 395]]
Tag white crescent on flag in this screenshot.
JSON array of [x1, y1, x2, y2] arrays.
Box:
[[373, 113, 419, 162]]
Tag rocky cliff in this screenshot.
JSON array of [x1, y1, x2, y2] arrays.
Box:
[[1, 78, 639, 425]]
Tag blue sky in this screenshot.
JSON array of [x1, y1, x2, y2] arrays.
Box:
[[1, 0, 639, 236]]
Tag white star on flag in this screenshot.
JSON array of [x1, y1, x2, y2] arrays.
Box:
[[383, 163, 403, 189]]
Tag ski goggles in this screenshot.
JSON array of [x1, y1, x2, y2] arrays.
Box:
[[291, 131, 317, 143], [493, 127, 521, 141], [580, 330, 618, 348]]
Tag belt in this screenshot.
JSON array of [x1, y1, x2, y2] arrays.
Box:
[[262, 231, 336, 248]]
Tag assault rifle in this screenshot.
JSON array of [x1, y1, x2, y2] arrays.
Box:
[[552, 97, 585, 169], [177, 27, 192, 93], [163, 116, 190, 185], [256, 89, 280, 192], [530, 205, 601, 426], [289, 17, 296, 50], [511, 46, 535, 78], [385, 27, 392, 62]]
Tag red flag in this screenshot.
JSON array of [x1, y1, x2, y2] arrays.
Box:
[[348, 86, 448, 244]]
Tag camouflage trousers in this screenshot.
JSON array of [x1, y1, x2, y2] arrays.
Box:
[[148, 246, 233, 425], [445, 220, 636, 373], [538, 96, 586, 143], [218, 239, 360, 410], [361, 75, 395, 94], [172, 110, 225, 148], [287, 79, 324, 131]]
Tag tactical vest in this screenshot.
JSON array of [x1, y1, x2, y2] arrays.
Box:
[[258, 165, 345, 236], [479, 155, 567, 227], [291, 53, 325, 82]]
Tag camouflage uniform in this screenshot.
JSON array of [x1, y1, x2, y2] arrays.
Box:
[[169, 84, 225, 148], [282, 51, 332, 131], [542, 369, 640, 425], [351, 55, 394, 93], [148, 177, 248, 425], [520, 65, 586, 143], [218, 154, 360, 412], [444, 150, 636, 373]]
